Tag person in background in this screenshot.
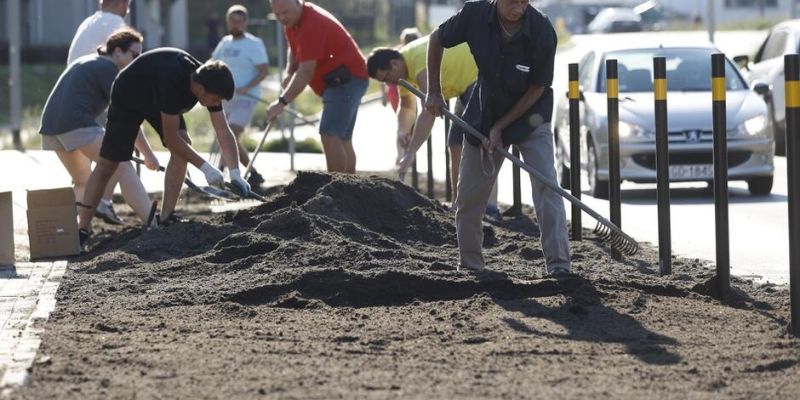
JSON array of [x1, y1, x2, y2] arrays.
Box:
[[211, 4, 270, 187], [424, 0, 571, 274], [382, 28, 421, 114], [67, 0, 133, 224], [41, 29, 159, 227], [76, 49, 251, 249], [67, 0, 130, 64], [267, 0, 368, 174], [367, 36, 502, 220], [381, 27, 420, 164]]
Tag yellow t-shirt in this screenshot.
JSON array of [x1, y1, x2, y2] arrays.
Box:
[[399, 35, 478, 100]]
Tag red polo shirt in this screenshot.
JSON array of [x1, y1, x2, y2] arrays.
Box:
[[285, 2, 368, 96]]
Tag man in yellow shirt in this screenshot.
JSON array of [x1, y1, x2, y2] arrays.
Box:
[[367, 35, 500, 218]]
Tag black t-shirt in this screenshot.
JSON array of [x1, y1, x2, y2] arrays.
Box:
[[111, 47, 222, 115], [438, 1, 556, 145]]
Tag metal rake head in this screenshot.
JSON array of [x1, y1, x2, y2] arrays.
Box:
[[593, 221, 639, 256]]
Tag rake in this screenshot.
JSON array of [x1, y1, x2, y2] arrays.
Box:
[[398, 79, 639, 256]]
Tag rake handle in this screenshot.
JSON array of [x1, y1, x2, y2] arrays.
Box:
[[243, 118, 276, 179], [397, 79, 638, 250], [242, 93, 318, 126]]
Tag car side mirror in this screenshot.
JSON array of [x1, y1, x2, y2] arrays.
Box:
[[752, 81, 770, 97], [733, 55, 750, 70]]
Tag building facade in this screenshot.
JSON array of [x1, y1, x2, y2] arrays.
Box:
[[1, 0, 188, 62]]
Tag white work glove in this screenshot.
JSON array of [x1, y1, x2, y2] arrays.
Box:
[[200, 162, 225, 188], [229, 168, 252, 197]]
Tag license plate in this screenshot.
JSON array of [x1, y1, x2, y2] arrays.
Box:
[[669, 164, 713, 180]]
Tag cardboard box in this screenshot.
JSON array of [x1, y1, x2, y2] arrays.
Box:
[[0, 192, 13, 265], [27, 188, 79, 259]]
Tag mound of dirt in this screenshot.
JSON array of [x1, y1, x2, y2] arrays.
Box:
[[16, 172, 800, 399]]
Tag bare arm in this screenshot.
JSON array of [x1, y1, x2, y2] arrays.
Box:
[[133, 128, 160, 170], [404, 69, 437, 157], [486, 84, 546, 150], [209, 110, 241, 170], [267, 60, 316, 121], [281, 60, 316, 102], [161, 113, 205, 168], [404, 110, 436, 159], [282, 49, 298, 88], [397, 94, 417, 141], [424, 28, 447, 117], [496, 84, 545, 131]]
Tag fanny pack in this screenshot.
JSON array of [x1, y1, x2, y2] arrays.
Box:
[[323, 65, 351, 88]]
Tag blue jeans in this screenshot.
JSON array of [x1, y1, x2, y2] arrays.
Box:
[[319, 77, 368, 141]]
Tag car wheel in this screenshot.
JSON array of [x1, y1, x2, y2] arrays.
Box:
[[768, 99, 786, 156], [587, 140, 609, 199], [748, 176, 773, 196]]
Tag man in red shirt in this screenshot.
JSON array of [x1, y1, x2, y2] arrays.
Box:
[[268, 0, 368, 173]]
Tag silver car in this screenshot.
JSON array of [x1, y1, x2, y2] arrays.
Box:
[[554, 45, 775, 199]]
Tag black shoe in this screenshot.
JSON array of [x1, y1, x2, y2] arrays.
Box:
[[247, 170, 265, 186], [158, 212, 188, 226], [79, 228, 91, 250]]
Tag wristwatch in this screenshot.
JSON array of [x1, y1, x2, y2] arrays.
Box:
[[278, 95, 289, 106]]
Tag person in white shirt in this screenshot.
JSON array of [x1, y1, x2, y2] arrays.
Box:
[[67, 0, 132, 225], [211, 4, 270, 187], [68, 0, 130, 65]]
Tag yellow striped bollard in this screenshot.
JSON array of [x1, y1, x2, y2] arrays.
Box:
[[568, 63, 582, 240], [606, 59, 622, 260], [785, 53, 800, 336], [711, 53, 730, 301], [654, 57, 672, 276]]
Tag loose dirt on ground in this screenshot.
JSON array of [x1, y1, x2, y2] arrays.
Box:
[[12, 172, 800, 399]]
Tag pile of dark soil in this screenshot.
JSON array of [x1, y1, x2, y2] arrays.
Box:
[[15, 172, 800, 399]]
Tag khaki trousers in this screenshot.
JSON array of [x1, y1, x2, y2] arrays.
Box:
[[455, 123, 571, 272]]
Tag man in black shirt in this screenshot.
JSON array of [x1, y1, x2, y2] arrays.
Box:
[[78, 48, 251, 244], [424, 0, 571, 275]]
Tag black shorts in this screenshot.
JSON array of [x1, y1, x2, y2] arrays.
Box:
[[100, 104, 186, 162]]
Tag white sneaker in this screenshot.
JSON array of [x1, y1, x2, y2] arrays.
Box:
[[95, 201, 124, 225]]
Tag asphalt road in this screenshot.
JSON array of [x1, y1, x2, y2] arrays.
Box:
[[533, 31, 790, 284]]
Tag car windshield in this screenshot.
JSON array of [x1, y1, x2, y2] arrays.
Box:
[[597, 48, 748, 93]]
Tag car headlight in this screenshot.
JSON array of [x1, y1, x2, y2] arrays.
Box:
[[735, 115, 767, 137], [618, 121, 653, 141]]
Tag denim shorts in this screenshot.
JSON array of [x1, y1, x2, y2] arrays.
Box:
[[319, 77, 368, 141]]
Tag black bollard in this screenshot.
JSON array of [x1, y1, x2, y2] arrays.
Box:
[[445, 100, 452, 202], [607, 59, 622, 260], [135, 150, 141, 177], [507, 148, 522, 217], [711, 53, 730, 301], [785, 54, 800, 336], [427, 134, 434, 198], [568, 63, 582, 240], [654, 57, 672, 275]]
